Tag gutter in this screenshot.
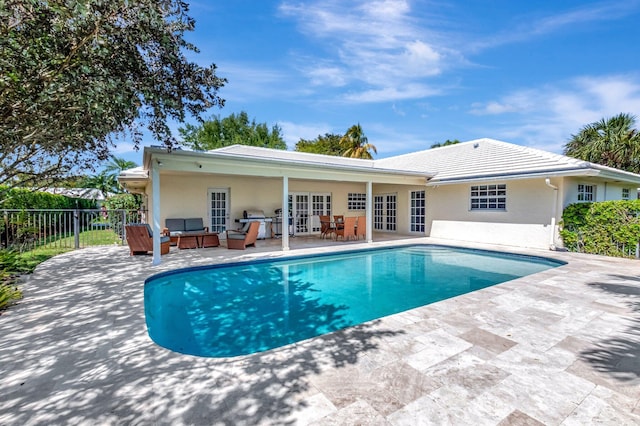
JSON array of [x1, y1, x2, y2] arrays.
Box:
[[427, 166, 609, 185]]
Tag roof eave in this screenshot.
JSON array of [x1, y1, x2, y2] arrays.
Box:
[[424, 166, 638, 186], [143, 146, 432, 179]]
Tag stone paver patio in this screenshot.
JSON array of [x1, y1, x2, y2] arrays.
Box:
[[1, 237, 639, 425]]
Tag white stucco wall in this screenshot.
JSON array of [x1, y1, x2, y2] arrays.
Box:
[[153, 173, 413, 234], [561, 177, 638, 206], [425, 178, 560, 249]]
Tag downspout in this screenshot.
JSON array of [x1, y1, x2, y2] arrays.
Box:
[[545, 178, 558, 250]]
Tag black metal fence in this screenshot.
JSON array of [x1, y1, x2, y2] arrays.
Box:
[[1, 209, 146, 252]]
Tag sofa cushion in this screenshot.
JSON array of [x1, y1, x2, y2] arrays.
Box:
[[184, 218, 205, 231], [165, 218, 185, 232]]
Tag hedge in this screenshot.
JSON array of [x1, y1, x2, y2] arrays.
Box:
[[560, 200, 640, 258], [0, 187, 96, 210]]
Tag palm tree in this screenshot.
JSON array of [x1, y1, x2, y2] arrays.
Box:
[[104, 155, 138, 176], [340, 124, 377, 159], [81, 171, 119, 199], [564, 113, 640, 173]]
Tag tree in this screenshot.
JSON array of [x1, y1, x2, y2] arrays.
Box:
[[179, 111, 286, 150], [104, 156, 138, 177], [563, 113, 640, 174], [80, 172, 118, 199], [430, 139, 460, 149], [1, 1, 226, 194], [295, 133, 344, 156], [340, 124, 377, 159]]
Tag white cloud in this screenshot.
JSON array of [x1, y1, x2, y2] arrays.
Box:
[[344, 83, 441, 103], [214, 62, 291, 102], [277, 121, 334, 147], [306, 66, 348, 87], [279, 0, 455, 102], [468, 74, 640, 152], [470, 1, 640, 51]]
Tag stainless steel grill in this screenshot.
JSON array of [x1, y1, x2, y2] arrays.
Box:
[[238, 210, 272, 239]]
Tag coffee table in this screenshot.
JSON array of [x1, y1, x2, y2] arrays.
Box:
[[199, 232, 220, 248], [177, 234, 198, 249]]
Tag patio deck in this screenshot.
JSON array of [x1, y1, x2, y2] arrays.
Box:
[[1, 237, 639, 425]]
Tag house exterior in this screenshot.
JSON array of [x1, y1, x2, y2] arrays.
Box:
[[118, 138, 640, 264]]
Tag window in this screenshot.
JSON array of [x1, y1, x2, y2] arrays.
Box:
[[622, 188, 630, 200], [470, 184, 506, 210], [577, 184, 594, 202], [410, 190, 425, 232], [347, 193, 366, 210]]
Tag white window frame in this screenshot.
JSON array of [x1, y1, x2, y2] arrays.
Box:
[[577, 184, 594, 202], [470, 184, 506, 210], [374, 193, 397, 232], [347, 193, 367, 211], [409, 190, 426, 233], [622, 188, 630, 200]]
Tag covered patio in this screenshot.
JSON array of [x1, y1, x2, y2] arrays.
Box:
[[119, 145, 431, 265]]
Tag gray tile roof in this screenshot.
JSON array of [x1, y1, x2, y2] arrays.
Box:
[[375, 138, 640, 183], [210, 145, 376, 168]]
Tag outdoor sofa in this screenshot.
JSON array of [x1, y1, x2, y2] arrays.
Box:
[[163, 218, 209, 245]]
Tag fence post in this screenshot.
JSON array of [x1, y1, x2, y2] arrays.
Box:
[[636, 242, 639, 259], [74, 208, 80, 249], [121, 210, 127, 245], [2, 210, 7, 249]]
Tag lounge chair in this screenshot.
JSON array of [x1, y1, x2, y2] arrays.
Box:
[[125, 223, 170, 255], [226, 221, 260, 250], [335, 216, 357, 241]]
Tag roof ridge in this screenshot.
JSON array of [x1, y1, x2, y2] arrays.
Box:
[[209, 144, 375, 163]]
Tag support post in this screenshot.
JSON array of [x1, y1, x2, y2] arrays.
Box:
[[74, 205, 80, 249], [282, 175, 290, 251], [366, 180, 373, 243], [151, 160, 161, 265]]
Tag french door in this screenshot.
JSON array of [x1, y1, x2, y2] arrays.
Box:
[[208, 188, 229, 235], [374, 193, 397, 232], [288, 192, 331, 235]]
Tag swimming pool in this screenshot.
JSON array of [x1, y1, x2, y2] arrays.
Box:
[[144, 245, 564, 357]]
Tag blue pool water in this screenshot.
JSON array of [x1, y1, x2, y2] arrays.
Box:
[[144, 245, 563, 357]]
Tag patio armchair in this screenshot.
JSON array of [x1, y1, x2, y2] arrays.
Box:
[[125, 223, 170, 255], [333, 215, 344, 231], [335, 216, 357, 241], [319, 215, 333, 239], [356, 216, 366, 240], [226, 221, 260, 250]]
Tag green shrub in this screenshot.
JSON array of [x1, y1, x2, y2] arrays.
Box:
[[560, 200, 640, 257], [0, 281, 22, 311], [0, 249, 24, 311], [0, 186, 96, 209]]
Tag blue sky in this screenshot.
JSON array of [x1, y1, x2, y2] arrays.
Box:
[[115, 0, 640, 165]]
